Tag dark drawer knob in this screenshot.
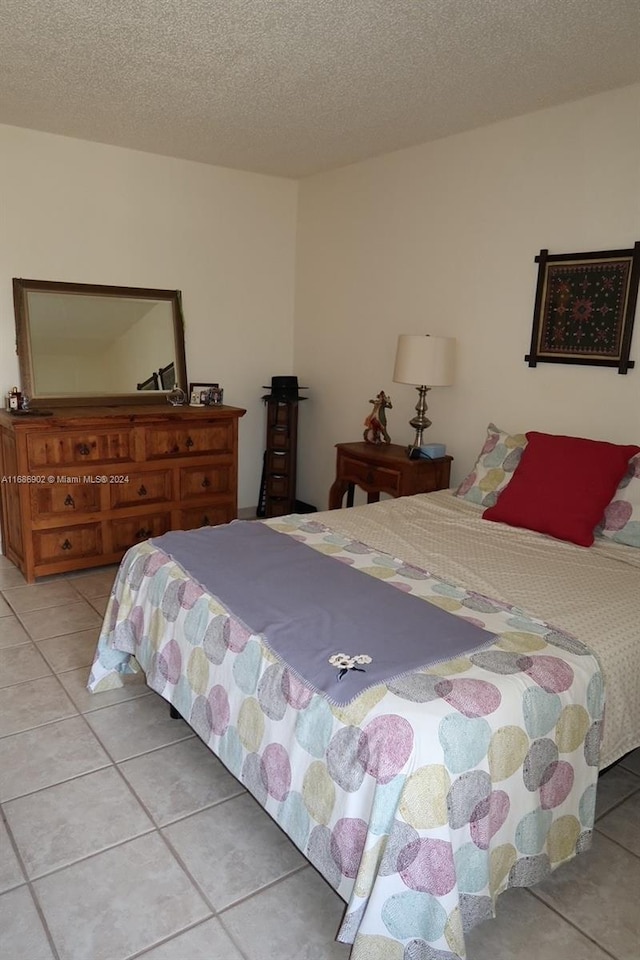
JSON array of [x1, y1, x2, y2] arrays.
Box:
[[61, 538, 72, 551], [136, 527, 152, 539], [171, 444, 179, 453], [77, 443, 90, 456], [185, 436, 194, 448], [202, 515, 210, 526], [138, 485, 147, 496], [201, 477, 211, 488], [366, 470, 375, 484], [64, 494, 75, 507]]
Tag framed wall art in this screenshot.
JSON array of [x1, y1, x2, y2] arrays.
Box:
[[525, 242, 640, 374]]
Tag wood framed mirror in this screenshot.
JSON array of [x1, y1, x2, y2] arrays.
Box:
[[13, 278, 188, 406]]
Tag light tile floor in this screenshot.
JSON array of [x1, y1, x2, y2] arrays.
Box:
[[1, 555, 639, 960]]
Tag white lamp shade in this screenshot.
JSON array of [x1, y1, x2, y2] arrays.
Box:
[[393, 335, 456, 387]]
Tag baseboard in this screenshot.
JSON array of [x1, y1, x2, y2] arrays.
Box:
[[237, 505, 258, 520]]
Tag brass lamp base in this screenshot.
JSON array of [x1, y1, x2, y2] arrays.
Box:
[[406, 385, 431, 458]]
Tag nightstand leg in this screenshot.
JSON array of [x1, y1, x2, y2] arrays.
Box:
[[346, 483, 355, 508], [328, 478, 349, 509]]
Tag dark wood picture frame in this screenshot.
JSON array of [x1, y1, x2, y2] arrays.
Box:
[[13, 278, 188, 405], [525, 242, 640, 374], [189, 381, 220, 406]]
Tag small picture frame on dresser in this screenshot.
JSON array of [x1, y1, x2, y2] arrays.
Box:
[[189, 382, 220, 406]]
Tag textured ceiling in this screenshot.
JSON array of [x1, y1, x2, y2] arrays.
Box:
[[0, 0, 638, 178]]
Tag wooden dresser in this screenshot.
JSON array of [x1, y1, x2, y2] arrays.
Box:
[[0, 404, 245, 582]]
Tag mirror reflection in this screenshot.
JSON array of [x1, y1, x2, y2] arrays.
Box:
[[13, 279, 187, 405]]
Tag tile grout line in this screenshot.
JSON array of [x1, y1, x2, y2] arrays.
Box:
[[3, 729, 256, 959], [593, 820, 640, 862], [0, 673, 80, 740], [109, 707, 324, 959], [216, 859, 311, 916], [595, 781, 640, 825], [154, 825, 223, 915], [0, 804, 62, 960], [60, 686, 153, 716], [137, 784, 249, 829], [19, 825, 159, 884], [110, 749, 246, 830], [157, 824, 310, 959], [126, 915, 251, 960], [0, 695, 195, 796], [526, 885, 621, 960], [0, 756, 114, 805], [0, 643, 53, 692]]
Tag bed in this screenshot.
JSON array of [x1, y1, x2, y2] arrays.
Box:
[[88, 454, 640, 959]]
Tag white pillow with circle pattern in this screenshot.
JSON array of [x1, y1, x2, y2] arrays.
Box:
[[455, 423, 527, 508], [597, 453, 640, 547]]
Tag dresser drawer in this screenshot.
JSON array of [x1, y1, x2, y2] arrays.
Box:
[[27, 430, 132, 468], [110, 471, 173, 509], [145, 422, 234, 459], [111, 513, 171, 552], [340, 456, 401, 495], [33, 524, 102, 564], [179, 463, 233, 501], [180, 504, 234, 530], [30, 482, 101, 520]]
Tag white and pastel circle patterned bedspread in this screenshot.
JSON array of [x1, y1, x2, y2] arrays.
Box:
[[89, 515, 603, 959]]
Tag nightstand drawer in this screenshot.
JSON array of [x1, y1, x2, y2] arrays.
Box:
[[340, 456, 401, 495]]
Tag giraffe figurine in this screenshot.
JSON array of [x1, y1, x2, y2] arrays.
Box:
[[363, 391, 392, 444]]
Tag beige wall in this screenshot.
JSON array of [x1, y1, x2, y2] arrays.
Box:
[[0, 124, 298, 509], [2, 84, 639, 519], [294, 83, 640, 509]]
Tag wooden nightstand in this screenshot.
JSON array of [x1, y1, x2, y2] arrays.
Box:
[[328, 442, 453, 509]]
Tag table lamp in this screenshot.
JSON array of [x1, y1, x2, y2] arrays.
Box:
[[393, 334, 455, 457]]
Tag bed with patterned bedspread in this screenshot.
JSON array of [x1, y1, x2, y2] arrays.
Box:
[[87, 489, 640, 959]]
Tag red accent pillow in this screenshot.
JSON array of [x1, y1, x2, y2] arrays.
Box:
[[483, 432, 640, 546]]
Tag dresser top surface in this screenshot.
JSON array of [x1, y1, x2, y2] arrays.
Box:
[[0, 403, 246, 430]]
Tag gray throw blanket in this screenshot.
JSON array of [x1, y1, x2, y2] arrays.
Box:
[[152, 521, 495, 705]]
